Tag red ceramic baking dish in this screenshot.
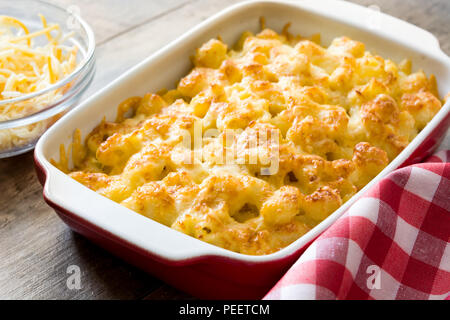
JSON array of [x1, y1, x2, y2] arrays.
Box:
[[34, 0, 450, 299]]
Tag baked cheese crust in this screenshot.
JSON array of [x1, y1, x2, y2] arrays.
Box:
[[57, 25, 443, 255]]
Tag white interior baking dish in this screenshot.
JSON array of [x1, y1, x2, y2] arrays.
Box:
[[34, 0, 450, 299]]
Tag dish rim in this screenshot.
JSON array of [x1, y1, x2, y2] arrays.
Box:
[[34, 0, 450, 264]]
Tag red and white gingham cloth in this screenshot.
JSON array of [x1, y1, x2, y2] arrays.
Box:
[[264, 150, 450, 300]]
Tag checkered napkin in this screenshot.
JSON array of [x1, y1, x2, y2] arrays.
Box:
[[264, 150, 450, 300]]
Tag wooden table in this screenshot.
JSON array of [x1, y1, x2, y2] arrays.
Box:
[[1, 0, 449, 299]]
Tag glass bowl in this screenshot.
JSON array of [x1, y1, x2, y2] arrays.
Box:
[[0, 0, 95, 158]]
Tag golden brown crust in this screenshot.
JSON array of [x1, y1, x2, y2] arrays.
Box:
[[60, 27, 443, 255]]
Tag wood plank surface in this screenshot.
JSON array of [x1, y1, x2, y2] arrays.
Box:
[[0, 0, 449, 300]]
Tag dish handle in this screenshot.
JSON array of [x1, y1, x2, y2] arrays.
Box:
[[35, 161, 221, 264]]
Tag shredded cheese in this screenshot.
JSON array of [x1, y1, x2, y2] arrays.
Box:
[[0, 14, 78, 151], [60, 25, 443, 255]]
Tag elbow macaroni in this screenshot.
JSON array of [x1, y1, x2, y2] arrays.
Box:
[[0, 15, 78, 151], [57, 24, 443, 255]]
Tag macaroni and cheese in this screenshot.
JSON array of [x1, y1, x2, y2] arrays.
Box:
[[57, 24, 443, 255]]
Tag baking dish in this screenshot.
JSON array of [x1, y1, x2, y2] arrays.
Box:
[[34, 0, 450, 299]]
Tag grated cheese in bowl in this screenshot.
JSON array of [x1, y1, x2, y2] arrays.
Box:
[[0, 5, 95, 158]]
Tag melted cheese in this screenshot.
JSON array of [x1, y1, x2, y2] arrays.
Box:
[[58, 25, 443, 255]]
